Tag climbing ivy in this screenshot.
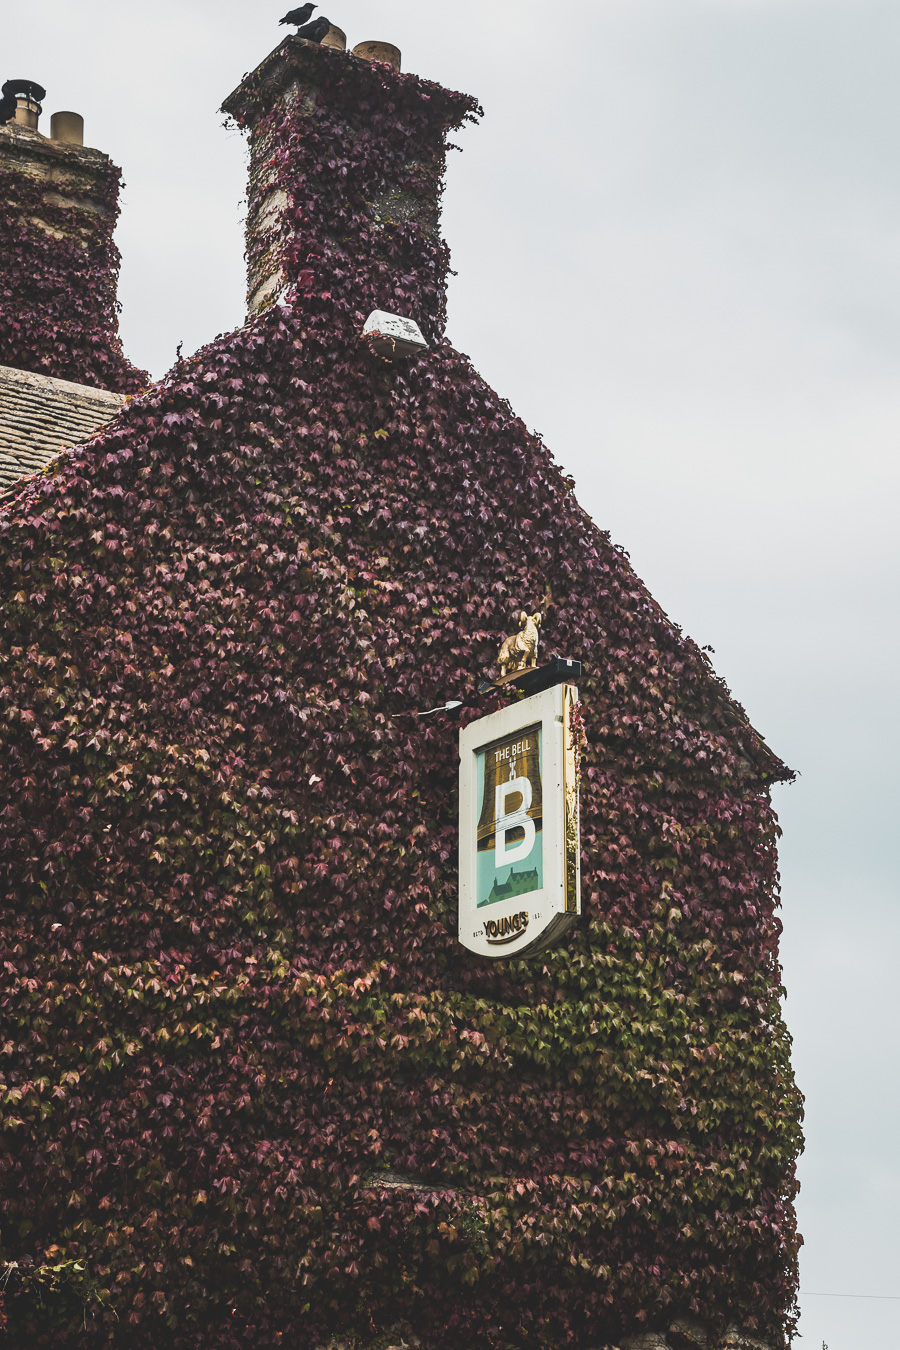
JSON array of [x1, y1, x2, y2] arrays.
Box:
[[0, 39, 802, 1350]]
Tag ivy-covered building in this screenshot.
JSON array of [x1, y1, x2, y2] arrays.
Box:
[[0, 32, 802, 1350]]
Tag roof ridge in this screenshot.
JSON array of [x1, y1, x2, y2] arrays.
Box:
[[0, 363, 127, 407]]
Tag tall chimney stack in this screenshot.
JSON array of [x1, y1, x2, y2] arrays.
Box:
[[222, 37, 480, 342], [0, 83, 147, 393]]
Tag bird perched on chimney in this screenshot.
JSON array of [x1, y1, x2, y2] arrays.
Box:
[[292, 16, 332, 43], [0, 94, 16, 126], [280, 3, 317, 26]]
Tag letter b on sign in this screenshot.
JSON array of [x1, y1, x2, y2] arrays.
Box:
[[495, 778, 535, 866]]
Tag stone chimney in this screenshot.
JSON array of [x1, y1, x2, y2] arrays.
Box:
[[222, 36, 481, 343], [0, 86, 147, 394]]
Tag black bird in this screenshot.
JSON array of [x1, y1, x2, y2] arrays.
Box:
[[293, 16, 331, 43], [0, 95, 16, 126], [280, 4, 317, 26]]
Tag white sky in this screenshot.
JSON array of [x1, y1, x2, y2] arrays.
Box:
[[7, 2, 900, 1345]]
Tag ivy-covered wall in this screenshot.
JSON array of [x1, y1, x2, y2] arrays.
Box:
[[0, 124, 147, 394], [0, 39, 802, 1350]]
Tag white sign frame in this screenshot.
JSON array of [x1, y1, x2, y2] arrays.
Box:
[[458, 683, 581, 960]]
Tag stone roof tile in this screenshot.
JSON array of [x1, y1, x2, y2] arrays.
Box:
[[0, 364, 125, 494]]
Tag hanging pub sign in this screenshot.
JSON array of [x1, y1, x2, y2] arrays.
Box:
[[458, 683, 581, 959]]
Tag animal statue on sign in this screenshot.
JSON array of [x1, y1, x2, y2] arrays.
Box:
[[497, 611, 543, 680]]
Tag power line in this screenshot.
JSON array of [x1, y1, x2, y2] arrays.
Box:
[[804, 1290, 900, 1301]]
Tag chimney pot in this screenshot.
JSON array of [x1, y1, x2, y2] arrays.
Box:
[[352, 41, 402, 72], [14, 96, 42, 132], [50, 111, 84, 147], [321, 25, 347, 52]]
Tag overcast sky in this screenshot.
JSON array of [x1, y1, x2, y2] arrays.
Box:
[[7, 1, 900, 1345]]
